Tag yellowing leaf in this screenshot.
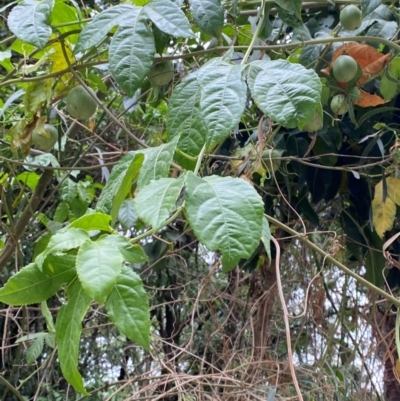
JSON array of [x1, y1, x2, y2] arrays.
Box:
[[372, 179, 396, 238], [46, 40, 74, 73], [387, 177, 400, 205]]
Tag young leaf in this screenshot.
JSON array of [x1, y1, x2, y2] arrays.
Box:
[[185, 172, 264, 272], [96, 152, 144, 220], [0, 255, 76, 306], [8, 0, 54, 49], [35, 228, 90, 270], [197, 60, 247, 150], [189, 0, 224, 37], [137, 137, 179, 189], [105, 266, 150, 350], [26, 333, 45, 365], [76, 236, 124, 304], [134, 175, 185, 229], [109, 10, 155, 97], [143, 0, 194, 38], [74, 4, 138, 54], [55, 280, 91, 396], [69, 212, 112, 232], [248, 60, 321, 129]]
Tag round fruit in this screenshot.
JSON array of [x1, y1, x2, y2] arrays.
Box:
[[32, 124, 58, 151], [66, 85, 97, 120], [147, 61, 174, 86], [349, 87, 362, 102], [303, 110, 323, 132], [340, 5, 362, 31], [331, 94, 349, 115], [332, 55, 358, 83]]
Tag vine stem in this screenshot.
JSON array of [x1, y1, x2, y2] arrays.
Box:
[[264, 213, 400, 307]]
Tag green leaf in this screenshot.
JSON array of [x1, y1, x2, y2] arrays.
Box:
[[99, 234, 149, 264], [74, 4, 137, 54], [55, 280, 91, 395], [109, 10, 155, 97], [118, 199, 137, 229], [261, 217, 271, 263], [185, 173, 264, 272], [189, 0, 224, 37], [137, 137, 179, 189], [69, 212, 112, 232], [166, 72, 207, 164], [8, 0, 54, 49], [380, 55, 400, 100], [41, 300, 55, 333], [36, 228, 90, 270], [364, 6, 397, 40], [275, 0, 301, 20], [144, 0, 194, 38], [26, 333, 45, 365], [0, 255, 76, 306], [96, 152, 144, 221], [247, 60, 322, 129], [44, 332, 55, 349], [76, 236, 124, 304], [197, 60, 247, 150], [53, 201, 69, 223], [134, 175, 185, 229], [105, 266, 150, 350], [361, 0, 383, 17], [51, 1, 81, 44], [16, 171, 40, 191]]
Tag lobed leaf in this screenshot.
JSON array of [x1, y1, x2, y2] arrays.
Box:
[[185, 173, 264, 271], [55, 280, 91, 395], [105, 266, 150, 350]]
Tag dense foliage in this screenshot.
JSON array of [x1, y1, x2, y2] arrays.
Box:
[[2, 0, 400, 400]]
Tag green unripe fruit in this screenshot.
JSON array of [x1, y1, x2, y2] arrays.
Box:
[[331, 94, 349, 115], [332, 55, 358, 83], [32, 124, 58, 151], [340, 5, 362, 31], [303, 110, 323, 132], [349, 87, 362, 102], [66, 85, 97, 120], [147, 61, 174, 86]]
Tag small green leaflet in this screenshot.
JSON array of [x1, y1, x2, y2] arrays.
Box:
[[105, 266, 150, 350], [69, 212, 112, 232], [8, 0, 54, 49], [185, 173, 264, 272], [55, 280, 91, 395]]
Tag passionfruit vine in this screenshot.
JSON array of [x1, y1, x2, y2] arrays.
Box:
[[32, 124, 58, 151], [332, 55, 358, 83], [147, 61, 174, 86], [340, 5, 362, 31], [66, 85, 97, 120]]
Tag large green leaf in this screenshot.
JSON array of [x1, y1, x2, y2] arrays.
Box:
[[361, 0, 381, 16], [8, 0, 54, 49], [74, 4, 137, 54], [185, 173, 264, 272], [137, 137, 179, 189], [76, 236, 124, 304], [166, 72, 207, 164], [275, 0, 301, 19], [197, 59, 247, 149], [96, 152, 144, 220], [143, 0, 194, 38], [109, 10, 155, 97], [247, 60, 322, 129], [55, 280, 91, 395], [134, 175, 185, 229], [35, 228, 90, 270], [69, 212, 112, 232], [105, 266, 150, 350], [189, 0, 224, 37], [0, 255, 76, 306]]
